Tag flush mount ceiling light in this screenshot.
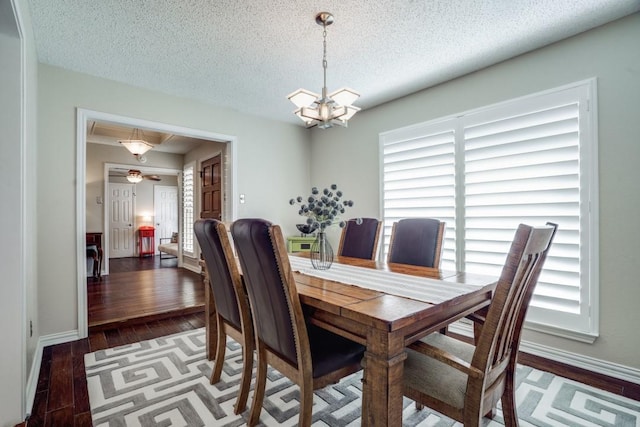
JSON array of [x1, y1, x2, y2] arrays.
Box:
[[288, 12, 360, 129], [118, 128, 153, 161], [126, 170, 143, 184]]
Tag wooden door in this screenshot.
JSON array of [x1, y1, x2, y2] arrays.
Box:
[[200, 154, 222, 219], [108, 183, 134, 258]]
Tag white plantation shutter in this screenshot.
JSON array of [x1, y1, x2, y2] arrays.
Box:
[[381, 119, 457, 271], [182, 162, 195, 256], [380, 80, 598, 340]]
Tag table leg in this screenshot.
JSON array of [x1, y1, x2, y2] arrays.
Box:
[[203, 274, 217, 361], [361, 331, 407, 427]]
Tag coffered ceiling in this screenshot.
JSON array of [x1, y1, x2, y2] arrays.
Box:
[[28, 1, 640, 125], [86, 120, 208, 155]]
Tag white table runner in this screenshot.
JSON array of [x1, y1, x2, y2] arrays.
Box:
[[289, 256, 484, 304]]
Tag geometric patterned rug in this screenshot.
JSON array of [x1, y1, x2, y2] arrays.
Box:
[[85, 328, 640, 426]]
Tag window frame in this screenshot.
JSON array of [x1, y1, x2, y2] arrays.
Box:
[[379, 79, 599, 342]]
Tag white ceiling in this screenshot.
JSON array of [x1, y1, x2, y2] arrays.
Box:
[[28, 1, 640, 126]]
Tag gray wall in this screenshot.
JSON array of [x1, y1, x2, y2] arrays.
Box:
[[310, 13, 640, 369], [37, 63, 310, 337]]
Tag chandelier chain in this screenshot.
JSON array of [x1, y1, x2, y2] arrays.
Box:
[[322, 27, 328, 95]]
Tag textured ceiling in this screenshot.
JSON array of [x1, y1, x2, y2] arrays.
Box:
[[28, 0, 640, 126]]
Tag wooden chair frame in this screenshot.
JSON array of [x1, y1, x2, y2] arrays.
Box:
[[403, 223, 557, 427]]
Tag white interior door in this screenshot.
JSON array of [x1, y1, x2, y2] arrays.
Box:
[[109, 183, 135, 258], [154, 185, 178, 253]]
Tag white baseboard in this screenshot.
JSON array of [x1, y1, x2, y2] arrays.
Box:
[[448, 321, 640, 385], [518, 340, 640, 385], [25, 329, 80, 416], [182, 263, 201, 274]]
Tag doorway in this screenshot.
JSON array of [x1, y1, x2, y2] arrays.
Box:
[[76, 109, 238, 338], [102, 163, 181, 274], [154, 185, 179, 253]]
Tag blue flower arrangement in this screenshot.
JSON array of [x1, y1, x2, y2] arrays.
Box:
[[289, 184, 359, 232]]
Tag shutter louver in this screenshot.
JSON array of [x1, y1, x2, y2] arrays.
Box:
[[462, 103, 581, 318], [182, 164, 194, 255], [381, 121, 457, 270]]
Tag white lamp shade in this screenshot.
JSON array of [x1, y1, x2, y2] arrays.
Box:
[[330, 105, 348, 120], [288, 89, 319, 108], [126, 170, 143, 183], [294, 109, 315, 126], [340, 105, 361, 121], [119, 139, 153, 156], [329, 87, 360, 106]]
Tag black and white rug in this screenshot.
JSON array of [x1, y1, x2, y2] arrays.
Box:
[[85, 328, 639, 426]]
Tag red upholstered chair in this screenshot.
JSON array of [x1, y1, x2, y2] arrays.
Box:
[[231, 218, 365, 427], [387, 218, 445, 268], [337, 218, 382, 260], [403, 223, 557, 426], [193, 219, 254, 415]]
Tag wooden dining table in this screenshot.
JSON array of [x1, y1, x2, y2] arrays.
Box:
[[202, 254, 496, 426]]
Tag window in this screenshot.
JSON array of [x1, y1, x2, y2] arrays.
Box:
[[182, 162, 195, 257], [380, 80, 598, 341]]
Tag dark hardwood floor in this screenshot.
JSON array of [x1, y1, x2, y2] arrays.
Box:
[[20, 259, 639, 426], [26, 313, 205, 427], [88, 256, 205, 330]]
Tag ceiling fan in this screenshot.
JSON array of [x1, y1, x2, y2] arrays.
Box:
[[109, 168, 161, 183]]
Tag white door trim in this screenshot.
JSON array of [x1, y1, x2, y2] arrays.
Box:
[[76, 108, 239, 339]]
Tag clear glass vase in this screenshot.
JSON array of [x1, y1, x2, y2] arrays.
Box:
[[310, 231, 333, 270]]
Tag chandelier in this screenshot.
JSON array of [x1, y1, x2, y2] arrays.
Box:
[[118, 128, 153, 161], [288, 12, 360, 129]]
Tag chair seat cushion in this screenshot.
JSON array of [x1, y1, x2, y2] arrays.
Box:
[[307, 323, 365, 379], [403, 333, 475, 409]]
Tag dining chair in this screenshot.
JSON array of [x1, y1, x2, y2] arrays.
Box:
[[193, 219, 254, 415], [387, 218, 445, 268], [230, 218, 366, 427], [337, 217, 382, 260], [402, 222, 557, 427]]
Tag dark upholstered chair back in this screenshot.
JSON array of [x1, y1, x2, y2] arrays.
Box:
[[338, 218, 382, 260], [230, 218, 298, 366], [194, 218, 255, 415], [194, 219, 241, 329], [231, 218, 365, 426], [387, 218, 445, 268]]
